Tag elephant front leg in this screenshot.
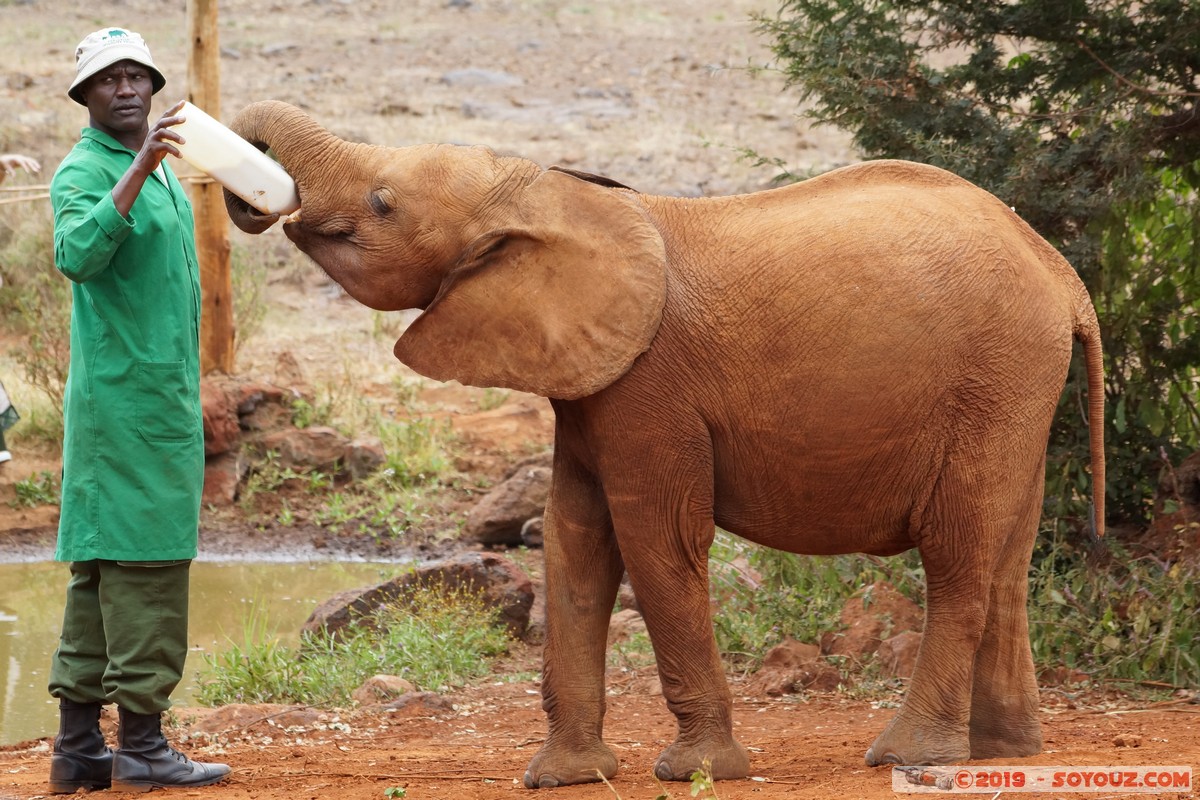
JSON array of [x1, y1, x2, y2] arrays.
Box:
[[619, 527, 749, 782], [523, 468, 625, 789]]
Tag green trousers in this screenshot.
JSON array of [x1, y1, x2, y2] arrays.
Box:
[[48, 560, 191, 715]]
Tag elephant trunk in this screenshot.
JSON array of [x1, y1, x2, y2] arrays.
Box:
[[223, 100, 339, 234]]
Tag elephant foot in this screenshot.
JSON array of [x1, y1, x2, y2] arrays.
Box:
[[522, 739, 617, 789], [865, 713, 969, 767], [653, 736, 749, 782], [969, 721, 1042, 760]]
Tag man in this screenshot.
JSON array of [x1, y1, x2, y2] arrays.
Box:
[[47, 27, 229, 793]]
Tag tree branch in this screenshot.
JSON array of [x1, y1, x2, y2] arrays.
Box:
[[1076, 39, 1200, 99]]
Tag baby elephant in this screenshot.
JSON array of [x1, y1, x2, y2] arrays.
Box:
[[223, 100, 1105, 787]]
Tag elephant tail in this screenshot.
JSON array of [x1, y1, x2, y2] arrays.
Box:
[[1073, 300, 1106, 541]]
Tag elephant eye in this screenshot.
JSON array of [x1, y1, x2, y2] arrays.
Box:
[[368, 189, 395, 217]]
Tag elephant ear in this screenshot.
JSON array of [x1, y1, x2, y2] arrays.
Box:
[[394, 170, 667, 400]]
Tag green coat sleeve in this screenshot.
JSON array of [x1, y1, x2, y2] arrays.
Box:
[[52, 151, 135, 284]]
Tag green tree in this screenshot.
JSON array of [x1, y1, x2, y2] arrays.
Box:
[[757, 0, 1200, 523]]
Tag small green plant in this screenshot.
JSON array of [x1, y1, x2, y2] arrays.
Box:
[[239, 450, 304, 509], [291, 396, 333, 429], [375, 417, 456, 488], [195, 605, 311, 705], [383, 787, 406, 799], [391, 377, 423, 409], [689, 759, 718, 799], [10, 470, 59, 508], [608, 626, 656, 673], [314, 491, 355, 527], [478, 388, 509, 412], [198, 583, 511, 707], [371, 310, 406, 341], [276, 500, 296, 527]]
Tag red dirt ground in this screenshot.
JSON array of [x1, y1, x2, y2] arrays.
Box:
[[1, 676, 1197, 799]]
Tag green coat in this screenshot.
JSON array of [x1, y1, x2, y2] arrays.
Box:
[[50, 128, 203, 562]]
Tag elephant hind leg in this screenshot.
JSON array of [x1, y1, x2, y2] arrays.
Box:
[[864, 559, 984, 766], [866, 456, 1012, 766], [968, 464, 1046, 759]]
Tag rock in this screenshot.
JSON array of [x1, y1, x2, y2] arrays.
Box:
[[821, 582, 924, 661], [200, 379, 240, 457], [239, 386, 295, 432], [763, 637, 822, 669], [748, 637, 841, 696], [380, 692, 455, 714], [202, 450, 249, 505], [273, 350, 306, 387], [607, 608, 646, 645], [1113, 733, 1143, 748], [463, 453, 553, 545], [258, 426, 349, 472], [441, 68, 523, 88], [188, 703, 323, 735], [1039, 666, 1091, 687], [617, 577, 639, 613], [303, 551, 535, 641], [345, 436, 386, 480], [878, 630, 922, 678], [352, 675, 414, 705]]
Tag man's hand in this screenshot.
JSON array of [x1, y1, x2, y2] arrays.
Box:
[[132, 100, 188, 174], [112, 100, 188, 218], [0, 153, 41, 182]]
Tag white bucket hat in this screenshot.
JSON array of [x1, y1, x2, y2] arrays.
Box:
[[68, 27, 165, 106]]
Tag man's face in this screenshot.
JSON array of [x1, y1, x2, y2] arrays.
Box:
[[82, 60, 153, 140]]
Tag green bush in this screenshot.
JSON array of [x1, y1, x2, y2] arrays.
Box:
[[709, 531, 924, 670], [710, 530, 1200, 687], [197, 583, 511, 707], [1029, 533, 1200, 686], [756, 0, 1200, 523]]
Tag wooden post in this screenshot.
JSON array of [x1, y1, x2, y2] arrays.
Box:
[[187, 0, 235, 374]]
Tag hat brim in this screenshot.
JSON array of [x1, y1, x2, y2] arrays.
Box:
[[68, 49, 166, 105]]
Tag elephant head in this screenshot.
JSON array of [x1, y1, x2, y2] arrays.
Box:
[[224, 100, 667, 399]]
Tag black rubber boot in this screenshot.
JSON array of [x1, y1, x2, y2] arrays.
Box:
[[48, 699, 112, 794], [110, 708, 230, 793]]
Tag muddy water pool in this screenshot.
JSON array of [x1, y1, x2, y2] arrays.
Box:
[[0, 559, 402, 745]]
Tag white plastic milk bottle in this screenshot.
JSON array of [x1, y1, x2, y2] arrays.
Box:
[[170, 101, 301, 216]]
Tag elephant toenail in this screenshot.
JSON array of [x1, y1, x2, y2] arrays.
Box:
[[866, 748, 903, 766], [537, 774, 560, 789]]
